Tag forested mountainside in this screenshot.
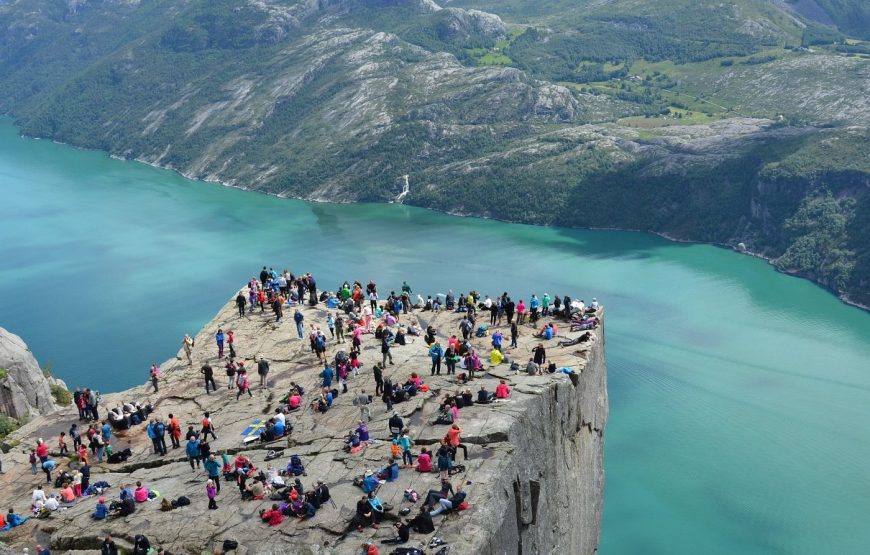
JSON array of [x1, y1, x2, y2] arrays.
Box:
[[0, 0, 867, 304]]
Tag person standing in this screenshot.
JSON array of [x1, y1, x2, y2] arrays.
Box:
[[186, 436, 201, 471], [294, 310, 304, 339], [204, 454, 221, 494], [235, 292, 247, 318], [201, 362, 216, 394], [257, 355, 270, 388], [510, 321, 519, 348], [154, 419, 167, 456], [206, 479, 218, 510], [429, 343, 444, 376], [201, 412, 218, 441], [381, 333, 394, 367], [182, 334, 194, 366], [227, 330, 236, 358], [353, 390, 372, 421], [326, 313, 335, 340], [335, 314, 345, 344], [215, 329, 225, 359], [373, 363, 384, 397], [236, 371, 252, 400], [168, 414, 181, 449], [149, 363, 159, 393]]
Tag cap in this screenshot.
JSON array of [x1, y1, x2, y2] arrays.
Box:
[[99, 497, 106, 503], [364, 470, 373, 477]]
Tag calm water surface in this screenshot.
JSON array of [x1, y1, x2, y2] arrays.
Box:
[[1, 121, 869, 554]]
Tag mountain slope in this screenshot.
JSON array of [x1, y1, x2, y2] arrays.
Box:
[[0, 0, 868, 304]]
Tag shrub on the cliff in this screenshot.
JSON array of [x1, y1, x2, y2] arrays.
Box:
[[0, 415, 20, 440], [51, 384, 73, 406], [0, 367, 8, 379]]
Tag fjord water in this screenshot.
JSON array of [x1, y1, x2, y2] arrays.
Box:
[[2, 120, 869, 554]]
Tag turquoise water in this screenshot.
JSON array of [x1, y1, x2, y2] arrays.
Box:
[[1, 120, 869, 553]]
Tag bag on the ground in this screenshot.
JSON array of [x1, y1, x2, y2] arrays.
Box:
[[222, 539, 238, 552]]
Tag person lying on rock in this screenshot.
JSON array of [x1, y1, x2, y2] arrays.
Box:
[[429, 486, 467, 517], [423, 478, 455, 509]]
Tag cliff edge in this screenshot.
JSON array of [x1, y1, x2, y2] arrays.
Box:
[[0, 288, 606, 554], [0, 326, 64, 421]]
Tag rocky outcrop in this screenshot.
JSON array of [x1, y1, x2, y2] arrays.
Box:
[[0, 326, 63, 420], [0, 291, 606, 554]]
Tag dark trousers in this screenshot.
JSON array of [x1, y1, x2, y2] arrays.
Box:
[[209, 475, 221, 493], [375, 379, 384, 396], [431, 358, 441, 375], [446, 360, 456, 375], [490, 312, 497, 325], [450, 444, 468, 461], [205, 377, 217, 394], [238, 305, 245, 317], [209, 497, 217, 509]]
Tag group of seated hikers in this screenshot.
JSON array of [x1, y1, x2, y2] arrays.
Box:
[[258, 478, 332, 524]]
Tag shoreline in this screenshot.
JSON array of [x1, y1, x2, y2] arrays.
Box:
[[8, 119, 867, 314]]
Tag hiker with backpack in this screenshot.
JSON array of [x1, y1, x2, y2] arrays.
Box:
[[201, 412, 218, 440]]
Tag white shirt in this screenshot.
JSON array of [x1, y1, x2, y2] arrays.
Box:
[[274, 412, 286, 426], [484, 298, 492, 309], [45, 497, 59, 511], [32, 489, 47, 504]]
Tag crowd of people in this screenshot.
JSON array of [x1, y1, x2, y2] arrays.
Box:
[[4, 265, 600, 554]]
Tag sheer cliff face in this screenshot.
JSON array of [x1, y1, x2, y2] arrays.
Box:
[[0, 327, 58, 419], [468, 327, 608, 554]]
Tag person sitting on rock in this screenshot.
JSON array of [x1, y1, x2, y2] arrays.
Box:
[[432, 404, 455, 425], [356, 421, 370, 443], [415, 447, 432, 473], [495, 379, 511, 399], [355, 494, 376, 531], [409, 507, 436, 534], [360, 470, 381, 494], [260, 503, 284, 526], [377, 458, 400, 482], [381, 520, 411, 545], [477, 384, 494, 404], [133, 481, 149, 503], [313, 480, 330, 508], [287, 390, 302, 411], [92, 497, 109, 520], [343, 430, 362, 453], [367, 491, 386, 524]]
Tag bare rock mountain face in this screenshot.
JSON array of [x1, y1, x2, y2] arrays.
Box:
[[0, 327, 64, 420]]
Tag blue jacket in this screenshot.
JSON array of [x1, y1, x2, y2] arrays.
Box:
[[429, 346, 443, 360], [294, 312, 304, 323], [93, 502, 109, 520], [320, 367, 334, 386], [185, 439, 200, 458], [204, 458, 221, 477], [362, 475, 379, 493]]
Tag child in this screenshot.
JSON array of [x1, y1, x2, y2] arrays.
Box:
[[29, 449, 37, 474], [58, 432, 68, 456], [207, 479, 218, 510]]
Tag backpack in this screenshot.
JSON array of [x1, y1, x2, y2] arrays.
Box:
[[222, 539, 239, 552], [475, 325, 488, 337], [174, 495, 190, 507], [403, 488, 418, 502], [335, 351, 348, 365], [290, 455, 304, 472], [390, 443, 402, 458]]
